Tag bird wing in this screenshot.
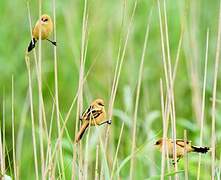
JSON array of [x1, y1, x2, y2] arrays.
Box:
[[85, 109, 103, 120], [80, 106, 103, 121], [80, 106, 92, 121], [175, 139, 191, 148]]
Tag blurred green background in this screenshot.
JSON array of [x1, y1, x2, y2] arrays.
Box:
[[1, 0, 221, 179]]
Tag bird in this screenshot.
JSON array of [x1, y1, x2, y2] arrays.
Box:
[[155, 138, 210, 163], [75, 98, 111, 143], [27, 14, 56, 52]]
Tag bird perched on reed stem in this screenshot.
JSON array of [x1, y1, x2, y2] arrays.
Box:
[[155, 138, 210, 163], [27, 14, 56, 52], [75, 99, 111, 143]]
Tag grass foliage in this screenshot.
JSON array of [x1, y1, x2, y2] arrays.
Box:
[[0, 0, 221, 179]]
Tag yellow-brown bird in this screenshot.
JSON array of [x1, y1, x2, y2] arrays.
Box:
[[27, 14, 56, 52], [75, 99, 111, 143], [155, 138, 210, 163]]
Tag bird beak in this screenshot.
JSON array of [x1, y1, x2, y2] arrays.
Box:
[[40, 20, 46, 25]]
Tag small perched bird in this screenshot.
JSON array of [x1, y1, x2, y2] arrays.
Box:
[[155, 138, 210, 163], [27, 14, 56, 52], [75, 99, 111, 143]]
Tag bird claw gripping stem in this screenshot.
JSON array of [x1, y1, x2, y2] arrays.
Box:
[[107, 120, 112, 124]]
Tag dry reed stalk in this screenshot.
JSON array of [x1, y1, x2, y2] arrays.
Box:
[[163, 1, 178, 176], [211, 1, 221, 179], [110, 122, 125, 180], [100, 0, 130, 178], [196, 29, 209, 180], [83, 121, 92, 180], [27, 2, 49, 141], [161, 6, 184, 178], [0, 105, 3, 177], [15, 93, 29, 179], [129, 7, 151, 180], [46, 103, 55, 179], [95, 144, 99, 180], [162, 27, 183, 180], [189, 1, 202, 126], [108, 0, 127, 119], [184, 130, 188, 180], [71, 0, 88, 178], [99, 1, 136, 179], [2, 91, 6, 179], [45, 59, 95, 176], [100, 3, 127, 179], [26, 2, 47, 178], [36, 0, 46, 178], [82, 24, 90, 180], [51, 0, 66, 178], [11, 77, 17, 179], [25, 53, 39, 180], [158, 1, 178, 178], [219, 154, 221, 178], [172, 31, 183, 82], [160, 79, 172, 180], [160, 80, 167, 180]]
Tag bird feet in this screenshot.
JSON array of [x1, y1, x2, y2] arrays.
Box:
[[172, 158, 180, 166], [51, 41, 56, 46], [106, 120, 112, 124], [99, 120, 112, 126], [46, 39, 57, 46]]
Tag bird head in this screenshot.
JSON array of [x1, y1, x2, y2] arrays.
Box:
[[40, 14, 52, 25], [154, 139, 163, 148], [92, 98, 105, 108]]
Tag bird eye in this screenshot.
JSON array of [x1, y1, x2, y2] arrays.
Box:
[[155, 141, 160, 145], [41, 18, 48, 22], [98, 102, 104, 106]]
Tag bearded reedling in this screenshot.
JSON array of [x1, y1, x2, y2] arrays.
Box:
[[27, 14, 56, 52], [155, 138, 210, 163], [75, 99, 111, 143]]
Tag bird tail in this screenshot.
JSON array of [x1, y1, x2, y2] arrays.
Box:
[[75, 122, 89, 143], [191, 145, 210, 153], [28, 38, 37, 52]]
